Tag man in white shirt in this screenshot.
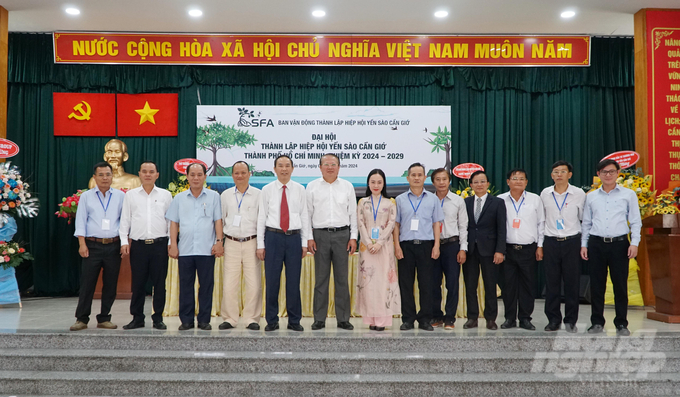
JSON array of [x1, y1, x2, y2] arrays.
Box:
[[256, 155, 310, 332], [306, 154, 358, 331], [219, 161, 262, 331], [540, 160, 585, 333], [429, 168, 468, 330], [498, 168, 545, 331], [119, 161, 172, 330]]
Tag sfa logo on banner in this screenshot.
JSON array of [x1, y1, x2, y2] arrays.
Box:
[[196, 106, 452, 190]]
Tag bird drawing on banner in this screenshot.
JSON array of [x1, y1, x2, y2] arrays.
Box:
[[391, 126, 398, 130], [257, 112, 261, 117], [200, 128, 209, 135], [423, 128, 427, 133], [206, 115, 216, 122]]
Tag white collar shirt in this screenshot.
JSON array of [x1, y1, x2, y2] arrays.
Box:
[[306, 177, 358, 240], [499, 190, 545, 246], [119, 185, 172, 246], [221, 185, 260, 238], [540, 183, 586, 238], [257, 179, 310, 249], [438, 191, 469, 251]]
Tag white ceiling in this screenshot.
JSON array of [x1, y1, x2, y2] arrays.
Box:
[[1, 0, 679, 36]]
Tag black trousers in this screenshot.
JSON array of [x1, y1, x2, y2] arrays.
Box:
[[588, 236, 630, 327], [75, 239, 121, 323], [178, 255, 214, 325], [502, 243, 536, 322], [543, 236, 581, 325], [398, 240, 435, 325], [129, 238, 169, 324], [432, 241, 461, 322], [264, 230, 303, 325], [463, 247, 498, 321]]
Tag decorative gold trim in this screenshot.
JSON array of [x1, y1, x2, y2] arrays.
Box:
[[654, 30, 674, 50]]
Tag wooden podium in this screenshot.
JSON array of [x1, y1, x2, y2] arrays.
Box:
[[644, 214, 680, 323]]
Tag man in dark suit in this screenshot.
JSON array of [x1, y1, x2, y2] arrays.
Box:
[[462, 170, 507, 330]]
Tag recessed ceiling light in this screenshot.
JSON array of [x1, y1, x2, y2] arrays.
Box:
[[65, 8, 80, 15], [434, 11, 448, 18], [312, 10, 326, 18], [188, 9, 203, 17], [561, 11, 576, 18]]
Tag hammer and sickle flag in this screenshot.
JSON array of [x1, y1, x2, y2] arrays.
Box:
[[53, 93, 116, 136], [117, 93, 178, 137]]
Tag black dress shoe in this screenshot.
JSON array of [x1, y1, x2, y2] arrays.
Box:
[[375, 327, 385, 331], [400, 322, 414, 331], [153, 321, 167, 330], [311, 321, 325, 330], [616, 325, 630, 336], [219, 322, 234, 330], [519, 320, 536, 331], [287, 323, 304, 331], [544, 322, 560, 332], [587, 324, 604, 334], [197, 322, 212, 330], [369, 325, 377, 330], [178, 323, 194, 331], [418, 322, 434, 331], [486, 320, 498, 330], [246, 322, 260, 330], [564, 323, 578, 333], [122, 321, 144, 330], [500, 320, 517, 329], [265, 322, 279, 332], [337, 321, 354, 330], [463, 319, 478, 329]]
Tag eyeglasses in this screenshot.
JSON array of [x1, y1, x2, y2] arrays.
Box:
[[599, 170, 618, 176], [322, 163, 338, 167], [510, 178, 526, 182], [551, 170, 568, 175]]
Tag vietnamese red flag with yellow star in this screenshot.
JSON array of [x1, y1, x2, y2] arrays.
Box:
[[53, 93, 116, 136], [116, 94, 178, 137]]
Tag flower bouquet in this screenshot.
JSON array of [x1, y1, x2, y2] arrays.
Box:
[[0, 162, 39, 221], [0, 240, 33, 270], [652, 188, 680, 215], [55, 189, 87, 224]]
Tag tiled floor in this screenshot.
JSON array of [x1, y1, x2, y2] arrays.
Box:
[[2, 297, 680, 336]]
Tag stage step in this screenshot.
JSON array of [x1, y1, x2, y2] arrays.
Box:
[[0, 332, 678, 396]]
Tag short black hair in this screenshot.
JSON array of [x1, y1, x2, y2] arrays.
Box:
[[187, 162, 207, 175], [232, 161, 250, 172], [139, 160, 158, 172], [469, 170, 488, 182], [430, 168, 450, 183], [93, 161, 112, 174], [319, 153, 340, 166], [551, 160, 573, 173], [274, 154, 294, 168], [407, 162, 426, 175], [506, 168, 527, 180], [596, 159, 620, 172]]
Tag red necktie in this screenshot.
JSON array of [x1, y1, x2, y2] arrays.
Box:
[[280, 185, 289, 232]]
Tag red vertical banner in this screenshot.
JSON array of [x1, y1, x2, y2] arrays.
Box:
[[646, 10, 680, 190], [116, 94, 178, 137], [53, 93, 116, 136]]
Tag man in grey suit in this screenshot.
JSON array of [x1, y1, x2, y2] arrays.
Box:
[[306, 153, 358, 331]]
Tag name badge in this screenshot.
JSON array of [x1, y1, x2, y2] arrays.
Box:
[[512, 219, 521, 229], [232, 215, 242, 227], [102, 219, 111, 231], [371, 227, 380, 240], [556, 219, 565, 230], [410, 218, 419, 231]]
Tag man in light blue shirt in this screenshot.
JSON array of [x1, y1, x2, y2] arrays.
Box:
[[581, 159, 642, 336], [393, 162, 444, 331], [166, 162, 223, 331], [70, 162, 126, 332]]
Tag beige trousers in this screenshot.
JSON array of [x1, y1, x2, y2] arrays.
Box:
[[221, 238, 262, 325]]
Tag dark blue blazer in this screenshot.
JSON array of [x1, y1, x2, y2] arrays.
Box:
[[465, 194, 507, 256]]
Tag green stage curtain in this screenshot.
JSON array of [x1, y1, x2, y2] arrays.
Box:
[[7, 33, 634, 296]]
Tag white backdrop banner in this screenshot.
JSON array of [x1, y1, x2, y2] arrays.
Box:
[[196, 106, 451, 188]]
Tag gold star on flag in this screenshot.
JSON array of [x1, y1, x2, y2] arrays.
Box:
[[135, 101, 160, 125]]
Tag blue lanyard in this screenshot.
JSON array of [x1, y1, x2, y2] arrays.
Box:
[[235, 186, 248, 212], [371, 195, 381, 222], [440, 197, 445, 207], [552, 192, 569, 214], [510, 193, 525, 217], [408, 192, 424, 215], [96, 190, 112, 216]]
